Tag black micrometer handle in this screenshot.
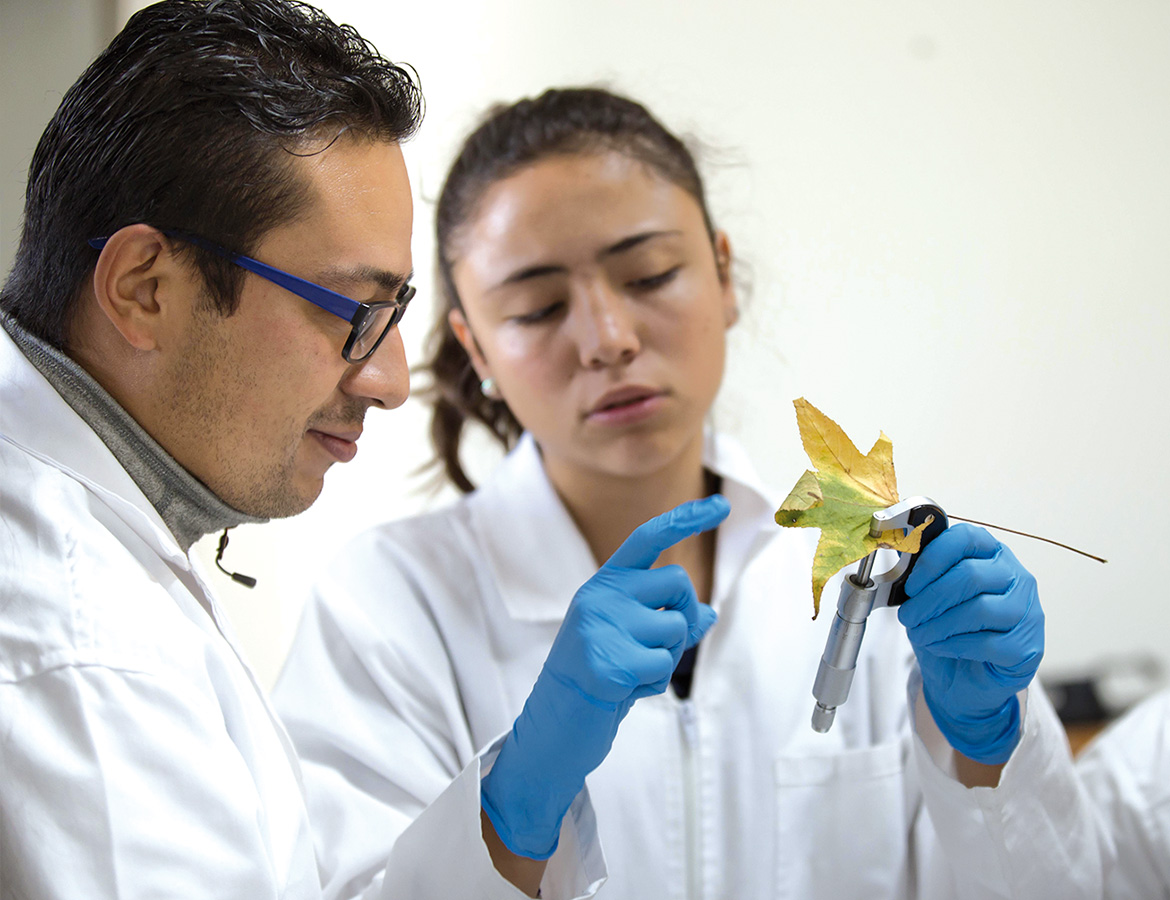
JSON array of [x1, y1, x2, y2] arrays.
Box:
[[885, 501, 949, 607]]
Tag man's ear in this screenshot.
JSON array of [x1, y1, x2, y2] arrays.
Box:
[[448, 308, 492, 381], [712, 230, 738, 328], [89, 224, 189, 351]]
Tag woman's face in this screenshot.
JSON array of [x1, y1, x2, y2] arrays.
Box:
[[448, 150, 737, 488]]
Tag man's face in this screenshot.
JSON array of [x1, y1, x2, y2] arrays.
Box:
[[154, 137, 414, 517]]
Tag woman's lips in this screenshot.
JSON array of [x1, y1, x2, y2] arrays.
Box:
[[309, 429, 360, 462], [585, 387, 667, 426]]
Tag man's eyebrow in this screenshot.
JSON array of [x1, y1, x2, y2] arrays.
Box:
[[492, 230, 683, 290], [318, 264, 413, 294]]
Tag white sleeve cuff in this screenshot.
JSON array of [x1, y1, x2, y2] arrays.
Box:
[[909, 666, 1029, 783], [378, 733, 607, 900], [908, 666, 1106, 900]]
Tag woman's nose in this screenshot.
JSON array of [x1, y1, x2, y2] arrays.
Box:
[[574, 281, 640, 369]]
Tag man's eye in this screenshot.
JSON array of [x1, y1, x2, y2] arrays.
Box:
[[629, 266, 681, 290], [511, 301, 565, 325]]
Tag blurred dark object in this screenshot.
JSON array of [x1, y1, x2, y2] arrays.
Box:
[[1044, 652, 1164, 722], [1047, 678, 1110, 723], [1043, 654, 1165, 754]]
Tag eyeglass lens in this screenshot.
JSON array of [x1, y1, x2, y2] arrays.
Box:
[[349, 303, 402, 361]]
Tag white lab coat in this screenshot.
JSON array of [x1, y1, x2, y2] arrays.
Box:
[[0, 327, 605, 900], [274, 431, 1105, 900], [1077, 688, 1170, 898]]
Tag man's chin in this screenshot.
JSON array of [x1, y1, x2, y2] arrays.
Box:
[[268, 484, 323, 520], [230, 478, 323, 521]]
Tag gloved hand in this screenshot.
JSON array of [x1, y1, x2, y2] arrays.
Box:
[[898, 523, 1044, 765], [481, 494, 729, 859]]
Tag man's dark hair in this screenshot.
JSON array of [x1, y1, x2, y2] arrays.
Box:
[[0, 0, 423, 348]]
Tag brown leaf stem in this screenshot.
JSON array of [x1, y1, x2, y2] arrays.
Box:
[[948, 515, 1107, 563]]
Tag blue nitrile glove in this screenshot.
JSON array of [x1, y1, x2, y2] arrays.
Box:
[[481, 495, 729, 859], [898, 523, 1044, 765]]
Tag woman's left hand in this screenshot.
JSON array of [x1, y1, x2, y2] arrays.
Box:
[[898, 523, 1045, 765]]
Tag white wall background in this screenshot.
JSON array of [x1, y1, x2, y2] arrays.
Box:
[[1, 0, 115, 269], [4, 1, 1168, 702]]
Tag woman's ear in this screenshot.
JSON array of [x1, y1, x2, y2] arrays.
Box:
[[712, 230, 738, 328], [89, 224, 184, 351], [448, 308, 493, 381]]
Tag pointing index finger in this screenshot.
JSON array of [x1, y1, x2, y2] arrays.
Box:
[[606, 495, 731, 571]]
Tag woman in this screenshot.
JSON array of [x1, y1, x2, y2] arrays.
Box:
[[273, 88, 1100, 899]]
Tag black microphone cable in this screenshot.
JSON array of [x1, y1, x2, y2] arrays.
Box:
[[214, 528, 257, 588]]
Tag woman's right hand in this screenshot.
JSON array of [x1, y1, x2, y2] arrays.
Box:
[[480, 494, 728, 860]]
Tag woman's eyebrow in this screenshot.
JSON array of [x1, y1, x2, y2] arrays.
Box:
[[496, 263, 564, 288], [601, 229, 682, 259], [493, 230, 684, 290]]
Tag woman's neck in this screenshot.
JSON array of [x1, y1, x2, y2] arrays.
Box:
[[545, 438, 720, 604]]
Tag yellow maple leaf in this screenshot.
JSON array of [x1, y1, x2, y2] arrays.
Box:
[[775, 398, 929, 618]]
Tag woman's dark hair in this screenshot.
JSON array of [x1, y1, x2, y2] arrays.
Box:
[[421, 87, 715, 493], [0, 0, 422, 348]]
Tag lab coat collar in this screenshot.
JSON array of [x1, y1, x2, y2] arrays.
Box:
[[468, 434, 598, 622], [0, 327, 191, 571], [704, 431, 781, 611], [468, 431, 779, 623], [2, 327, 311, 838]]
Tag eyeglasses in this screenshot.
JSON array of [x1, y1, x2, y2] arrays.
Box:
[[87, 229, 415, 363]]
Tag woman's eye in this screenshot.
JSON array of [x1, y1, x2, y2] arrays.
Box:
[[511, 301, 565, 325], [629, 266, 681, 291]]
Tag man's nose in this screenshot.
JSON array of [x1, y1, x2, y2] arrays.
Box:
[[340, 326, 410, 409], [574, 281, 640, 369]]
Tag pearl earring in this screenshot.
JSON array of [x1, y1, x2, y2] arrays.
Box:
[[480, 376, 501, 400]]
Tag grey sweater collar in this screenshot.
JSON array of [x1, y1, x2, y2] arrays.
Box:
[[2, 315, 264, 551]]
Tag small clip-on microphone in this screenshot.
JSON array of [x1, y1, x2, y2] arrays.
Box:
[[214, 528, 257, 589]]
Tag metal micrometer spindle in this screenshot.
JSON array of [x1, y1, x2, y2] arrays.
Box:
[[811, 497, 948, 733]]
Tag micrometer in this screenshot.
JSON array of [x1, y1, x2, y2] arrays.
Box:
[[811, 496, 948, 733]]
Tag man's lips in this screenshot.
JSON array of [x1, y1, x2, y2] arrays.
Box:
[[308, 427, 362, 463]]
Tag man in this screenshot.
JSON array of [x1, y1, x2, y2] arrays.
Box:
[[0, 2, 727, 897]]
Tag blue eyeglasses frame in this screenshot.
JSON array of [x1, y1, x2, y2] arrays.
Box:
[[87, 229, 415, 363]]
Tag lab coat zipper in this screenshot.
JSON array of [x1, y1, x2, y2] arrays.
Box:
[[678, 698, 701, 900]]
